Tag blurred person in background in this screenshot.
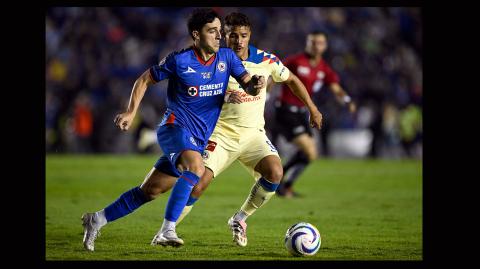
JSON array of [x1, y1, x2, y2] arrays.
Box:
[[46, 90, 60, 152], [399, 103, 422, 158], [274, 31, 356, 198], [71, 92, 94, 153]]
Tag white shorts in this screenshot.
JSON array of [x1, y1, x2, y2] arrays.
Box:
[[202, 128, 280, 180]]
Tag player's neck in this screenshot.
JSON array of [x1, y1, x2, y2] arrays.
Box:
[[193, 44, 215, 62], [237, 47, 249, 61], [307, 52, 322, 66]]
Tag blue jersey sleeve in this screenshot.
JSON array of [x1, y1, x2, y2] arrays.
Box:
[[149, 52, 177, 82], [228, 49, 249, 82]]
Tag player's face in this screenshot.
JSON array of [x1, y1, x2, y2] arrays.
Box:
[[198, 17, 222, 54], [225, 25, 251, 55], [306, 34, 327, 57]]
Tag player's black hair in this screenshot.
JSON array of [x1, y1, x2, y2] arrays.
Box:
[[187, 8, 221, 40], [224, 12, 251, 29], [309, 30, 328, 39]]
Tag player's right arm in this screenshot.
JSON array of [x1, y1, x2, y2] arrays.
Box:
[[115, 53, 176, 131], [114, 69, 156, 131], [283, 73, 323, 130], [270, 54, 322, 130], [226, 48, 264, 96], [238, 74, 265, 96]]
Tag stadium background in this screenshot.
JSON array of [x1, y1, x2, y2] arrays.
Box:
[[45, 7, 422, 260], [45, 7, 422, 159]]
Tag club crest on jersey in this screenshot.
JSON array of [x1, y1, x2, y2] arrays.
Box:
[[187, 86, 198, 96], [202, 151, 209, 160], [217, 61, 226, 72]]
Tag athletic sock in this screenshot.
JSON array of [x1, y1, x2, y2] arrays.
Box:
[[160, 219, 176, 233], [176, 195, 198, 225], [164, 171, 200, 222], [239, 177, 279, 218], [93, 209, 107, 228], [103, 186, 150, 223]]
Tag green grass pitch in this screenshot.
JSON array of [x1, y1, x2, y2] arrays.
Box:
[[46, 154, 422, 260]]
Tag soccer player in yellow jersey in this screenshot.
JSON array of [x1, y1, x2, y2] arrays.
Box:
[[151, 12, 322, 247]]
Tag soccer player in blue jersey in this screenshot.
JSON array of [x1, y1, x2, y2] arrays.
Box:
[[81, 8, 265, 251]]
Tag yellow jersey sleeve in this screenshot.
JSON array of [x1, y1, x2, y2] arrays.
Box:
[[270, 54, 290, 82]]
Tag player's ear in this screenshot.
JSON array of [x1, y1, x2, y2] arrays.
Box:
[[192, 30, 200, 40]]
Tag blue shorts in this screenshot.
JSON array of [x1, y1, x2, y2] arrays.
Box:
[[154, 124, 205, 177], [154, 155, 181, 177]]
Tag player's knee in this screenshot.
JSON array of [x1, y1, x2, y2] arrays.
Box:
[[263, 166, 283, 184], [186, 162, 205, 177]]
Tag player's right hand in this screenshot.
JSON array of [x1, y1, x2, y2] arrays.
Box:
[[224, 90, 243, 104], [114, 112, 135, 131], [309, 109, 323, 130], [251, 75, 265, 90]]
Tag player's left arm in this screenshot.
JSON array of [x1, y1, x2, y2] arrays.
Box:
[[329, 82, 356, 113], [284, 73, 323, 130]]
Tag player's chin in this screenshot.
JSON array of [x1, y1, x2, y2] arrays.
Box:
[[212, 46, 220, 53]]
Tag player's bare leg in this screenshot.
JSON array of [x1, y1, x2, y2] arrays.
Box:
[[140, 168, 179, 200], [277, 133, 317, 198], [229, 155, 283, 246], [292, 133, 318, 162], [83, 168, 176, 251]]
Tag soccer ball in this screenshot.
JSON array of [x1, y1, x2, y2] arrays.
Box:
[[284, 222, 321, 256]]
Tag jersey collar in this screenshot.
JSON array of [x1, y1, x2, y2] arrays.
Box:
[[192, 46, 216, 66], [246, 44, 257, 62]]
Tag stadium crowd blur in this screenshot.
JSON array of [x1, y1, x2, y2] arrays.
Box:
[[46, 7, 422, 158]]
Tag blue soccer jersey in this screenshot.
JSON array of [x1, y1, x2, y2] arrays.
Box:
[[149, 47, 248, 147]]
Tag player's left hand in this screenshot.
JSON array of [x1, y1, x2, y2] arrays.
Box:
[[309, 109, 323, 130]]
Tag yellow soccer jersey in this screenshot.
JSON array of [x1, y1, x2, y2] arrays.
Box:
[[215, 45, 290, 137]]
